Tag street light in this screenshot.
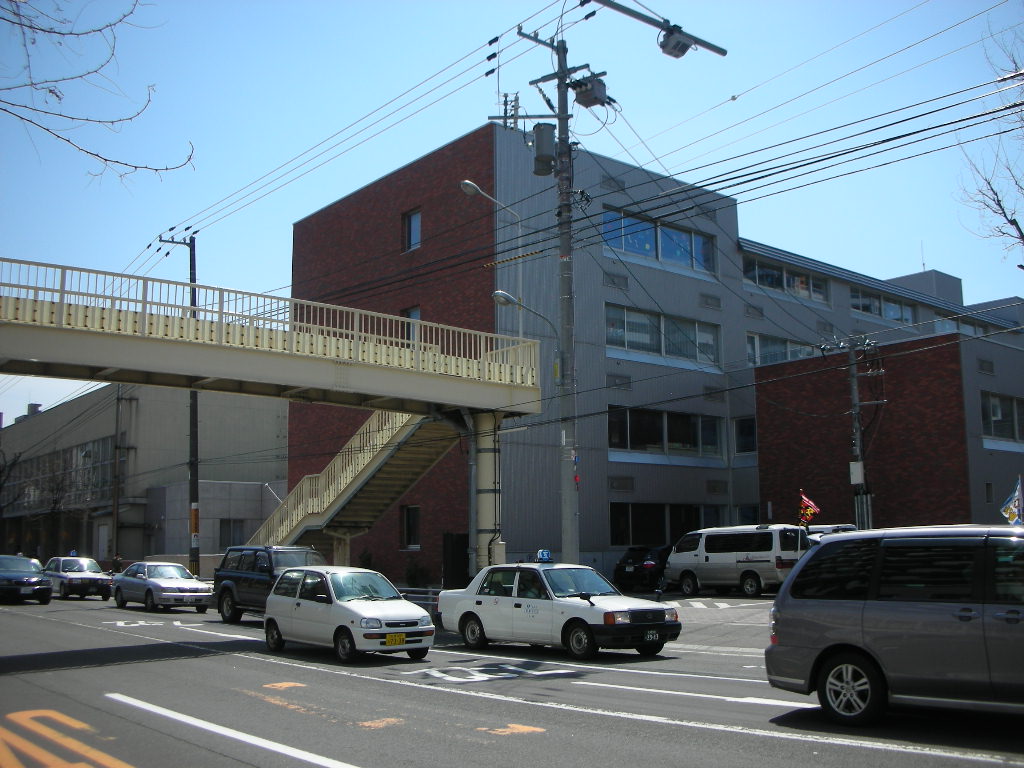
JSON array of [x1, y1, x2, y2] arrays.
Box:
[[492, 290, 560, 385], [461, 180, 524, 338]]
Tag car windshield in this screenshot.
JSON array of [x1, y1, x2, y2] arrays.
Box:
[[542, 567, 619, 598], [274, 550, 328, 568], [61, 559, 103, 573], [330, 572, 402, 601], [0, 556, 40, 572], [150, 565, 192, 580]]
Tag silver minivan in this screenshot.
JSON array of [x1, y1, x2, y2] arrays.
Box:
[[766, 525, 1024, 725], [663, 524, 810, 597]]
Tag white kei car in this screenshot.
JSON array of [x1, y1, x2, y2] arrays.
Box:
[[263, 566, 434, 662], [437, 551, 681, 659]]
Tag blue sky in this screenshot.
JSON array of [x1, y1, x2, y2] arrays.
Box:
[[2, 0, 1021, 422]]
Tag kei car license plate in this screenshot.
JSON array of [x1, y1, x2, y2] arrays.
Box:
[[644, 630, 660, 642], [625, 565, 634, 572], [385, 633, 406, 646]]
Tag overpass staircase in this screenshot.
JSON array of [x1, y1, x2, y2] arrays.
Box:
[[248, 410, 460, 551]]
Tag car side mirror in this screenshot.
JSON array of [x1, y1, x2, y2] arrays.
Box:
[[314, 594, 332, 604]]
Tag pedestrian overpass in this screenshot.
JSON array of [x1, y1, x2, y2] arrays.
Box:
[[0, 257, 541, 569]]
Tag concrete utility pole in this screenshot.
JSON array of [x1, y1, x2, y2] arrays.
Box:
[[158, 232, 201, 576], [846, 339, 885, 530], [515, 5, 724, 564]]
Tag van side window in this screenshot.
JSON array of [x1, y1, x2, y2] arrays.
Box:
[[989, 537, 1024, 605], [674, 534, 700, 553], [705, 534, 734, 553], [790, 539, 877, 599], [749, 532, 772, 552], [779, 529, 810, 552], [877, 538, 980, 603]]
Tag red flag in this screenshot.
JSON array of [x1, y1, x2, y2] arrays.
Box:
[[799, 490, 820, 523]]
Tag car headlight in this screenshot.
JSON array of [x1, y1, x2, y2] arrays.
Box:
[[603, 611, 631, 625], [664, 608, 678, 622], [360, 618, 383, 629], [162, 586, 180, 593], [417, 615, 432, 627]]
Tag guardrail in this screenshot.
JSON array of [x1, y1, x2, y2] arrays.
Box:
[[0, 257, 538, 387]]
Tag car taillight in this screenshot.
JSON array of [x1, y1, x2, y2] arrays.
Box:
[[775, 556, 797, 569], [641, 559, 656, 569]]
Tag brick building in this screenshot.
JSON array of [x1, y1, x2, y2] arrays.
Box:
[[289, 122, 1024, 582]]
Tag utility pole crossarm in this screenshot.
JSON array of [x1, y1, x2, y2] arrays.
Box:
[[590, 0, 727, 57]]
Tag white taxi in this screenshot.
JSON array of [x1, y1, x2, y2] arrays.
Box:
[[437, 551, 681, 659], [263, 565, 434, 662]]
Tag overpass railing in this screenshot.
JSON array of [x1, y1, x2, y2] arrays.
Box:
[[0, 258, 538, 387]]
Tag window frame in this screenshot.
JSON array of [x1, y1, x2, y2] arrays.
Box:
[[402, 209, 421, 252]]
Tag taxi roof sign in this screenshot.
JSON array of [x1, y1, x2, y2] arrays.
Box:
[[535, 549, 553, 563]]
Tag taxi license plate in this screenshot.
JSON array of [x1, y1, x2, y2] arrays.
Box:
[[644, 630, 660, 642], [385, 633, 406, 646]]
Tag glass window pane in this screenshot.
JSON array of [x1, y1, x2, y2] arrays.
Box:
[[760, 335, 787, 365], [660, 227, 691, 264], [666, 412, 699, 453], [790, 539, 877, 600], [735, 417, 757, 453], [757, 263, 783, 290], [665, 317, 696, 359], [631, 503, 666, 546], [693, 234, 714, 272], [602, 211, 622, 248], [989, 537, 1024, 604], [811, 277, 829, 303], [621, 216, 656, 257], [608, 406, 628, 449], [625, 309, 660, 353], [746, 334, 758, 366], [700, 416, 721, 456], [629, 408, 663, 451], [877, 539, 978, 602], [786, 271, 810, 298], [696, 322, 719, 364], [610, 503, 630, 546], [743, 258, 759, 283], [789, 343, 814, 360], [605, 305, 626, 347]]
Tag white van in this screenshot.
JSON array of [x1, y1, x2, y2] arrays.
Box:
[[663, 524, 811, 597]]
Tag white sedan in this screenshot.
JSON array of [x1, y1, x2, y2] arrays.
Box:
[[264, 566, 434, 662], [113, 561, 212, 612], [437, 553, 681, 659]]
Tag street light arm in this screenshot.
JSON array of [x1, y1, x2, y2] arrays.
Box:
[[589, 0, 727, 56], [493, 290, 561, 385]]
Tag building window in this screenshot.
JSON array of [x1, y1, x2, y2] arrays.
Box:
[[612, 502, 721, 546], [401, 505, 421, 549], [606, 303, 720, 365], [400, 306, 420, 341], [938, 314, 986, 336], [746, 333, 814, 366], [219, 519, 246, 549], [744, 257, 829, 303], [602, 209, 715, 273], [609, 406, 722, 457], [734, 417, 757, 454], [982, 392, 1024, 441], [402, 209, 421, 251]]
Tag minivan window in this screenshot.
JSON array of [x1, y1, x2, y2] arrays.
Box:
[[877, 537, 980, 603], [990, 536, 1024, 605], [779, 529, 811, 552], [790, 539, 877, 600], [674, 534, 701, 553]]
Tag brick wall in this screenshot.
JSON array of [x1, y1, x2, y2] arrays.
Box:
[[288, 125, 497, 583], [755, 334, 970, 527]]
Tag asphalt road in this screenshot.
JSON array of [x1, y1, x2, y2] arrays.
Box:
[[1, 594, 1021, 768]]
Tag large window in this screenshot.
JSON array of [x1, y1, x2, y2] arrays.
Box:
[[743, 257, 828, 303], [746, 333, 814, 366], [609, 406, 721, 457], [734, 417, 757, 454], [982, 392, 1024, 441], [850, 287, 915, 323], [876, 538, 979, 602], [603, 210, 715, 273], [606, 304, 719, 365], [610, 502, 723, 546], [937, 315, 987, 336]]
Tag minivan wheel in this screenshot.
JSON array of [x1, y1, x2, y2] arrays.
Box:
[[219, 592, 242, 623], [817, 651, 887, 726], [740, 572, 762, 598], [679, 572, 699, 597]]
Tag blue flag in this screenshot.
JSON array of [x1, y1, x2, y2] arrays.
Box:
[[1000, 477, 1022, 526]]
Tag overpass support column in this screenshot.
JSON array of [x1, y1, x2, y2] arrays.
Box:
[[474, 411, 504, 570]]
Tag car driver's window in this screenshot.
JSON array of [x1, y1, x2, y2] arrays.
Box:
[[299, 573, 329, 601]]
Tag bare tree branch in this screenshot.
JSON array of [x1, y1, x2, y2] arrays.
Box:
[[1, 0, 192, 177]]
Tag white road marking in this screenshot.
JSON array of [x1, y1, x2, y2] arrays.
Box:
[[572, 680, 818, 709], [107, 693, 364, 768]]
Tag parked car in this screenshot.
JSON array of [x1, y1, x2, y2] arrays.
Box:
[[612, 544, 671, 592], [43, 556, 112, 600], [0, 555, 52, 604], [663, 524, 811, 597], [264, 565, 434, 661], [437, 550, 681, 660], [766, 525, 1024, 725], [214, 545, 327, 623], [113, 561, 212, 612]]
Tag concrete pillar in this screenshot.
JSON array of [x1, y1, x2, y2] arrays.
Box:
[[331, 534, 351, 567], [473, 411, 505, 570]]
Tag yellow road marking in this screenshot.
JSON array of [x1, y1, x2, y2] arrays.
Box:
[[2, 710, 135, 768], [264, 682, 306, 690], [357, 718, 403, 730], [476, 724, 545, 736]]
